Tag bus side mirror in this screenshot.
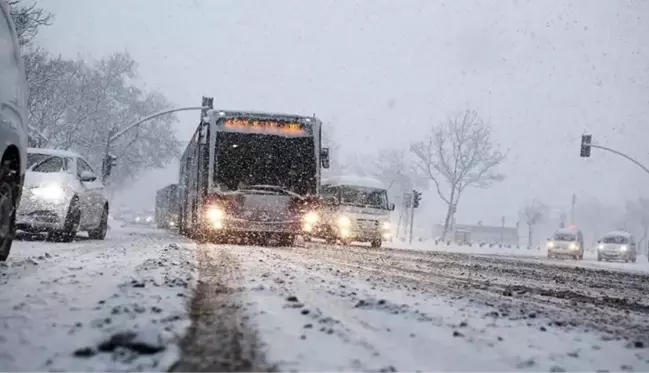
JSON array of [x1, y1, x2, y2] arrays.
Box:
[[388, 203, 395, 211], [321, 147, 330, 169]]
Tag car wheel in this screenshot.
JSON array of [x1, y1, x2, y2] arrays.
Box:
[[370, 239, 382, 248], [632, 256, 637, 263], [0, 162, 18, 261], [88, 205, 108, 240], [48, 198, 80, 243]]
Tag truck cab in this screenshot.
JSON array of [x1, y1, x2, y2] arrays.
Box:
[[306, 176, 394, 248]]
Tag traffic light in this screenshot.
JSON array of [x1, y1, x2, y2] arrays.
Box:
[[580, 134, 592, 157], [101, 154, 118, 181], [412, 190, 422, 208]]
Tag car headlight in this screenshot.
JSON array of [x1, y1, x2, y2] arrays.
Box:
[[303, 211, 319, 224], [169, 221, 176, 227], [598, 244, 604, 250], [569, 243, 577, 250], [338, 216, 352, 227], [546, 241, 555, 248], [146, 216, 153, 222], [620, 245, 627, 251], [31, 184, 65, 202], [135, 217, 141, 222], [382, 221, 391, 230]]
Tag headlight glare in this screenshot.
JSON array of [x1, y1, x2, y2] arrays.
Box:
[[32, 184, 65, 201], [303, 211, 319, 224], [206, 206, 224, 222], [338, 216, 352, 227]]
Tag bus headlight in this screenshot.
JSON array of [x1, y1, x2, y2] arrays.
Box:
[[338, 216, 352, 228], [303, 211, 319, 224], [206, 206, 225, 228]]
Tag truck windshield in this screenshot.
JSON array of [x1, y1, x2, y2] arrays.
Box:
[[214, 132, 316, 196], [340, 186, 389, 209]]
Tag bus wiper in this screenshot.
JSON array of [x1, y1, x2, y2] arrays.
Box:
[[239, 184, 303, 198]]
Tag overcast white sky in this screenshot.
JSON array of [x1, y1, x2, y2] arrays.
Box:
[[36, 0, 649, 227]]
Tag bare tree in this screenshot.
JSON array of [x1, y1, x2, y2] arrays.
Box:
[[8, 0, 53, 46], [25, 51, 181, 189], [411, 109, 506, 240], [521, 199, 547, 249]]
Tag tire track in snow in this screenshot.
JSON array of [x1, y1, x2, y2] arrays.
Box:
[[173, 245, 272, 372]]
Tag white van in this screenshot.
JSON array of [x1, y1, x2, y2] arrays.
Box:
[[306, 176, 394, 247], [546, 226, 584, 260]]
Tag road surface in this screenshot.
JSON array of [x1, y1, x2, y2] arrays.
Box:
[[2, 227, 649, 371]]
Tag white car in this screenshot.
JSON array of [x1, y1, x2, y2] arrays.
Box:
[[596, 230, 637, 263], [0, 0, 29, 261], [16, 148, 109, 242]]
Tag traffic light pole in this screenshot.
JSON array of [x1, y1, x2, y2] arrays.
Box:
[[101, 105, 210, 182], [409, 202, 415, 244], [589, 144, 649, 177]]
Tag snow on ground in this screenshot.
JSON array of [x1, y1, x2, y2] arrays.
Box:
[[0, 225, 197, 372], [203, 244, 649, 372], [388, 239, 649, 273]]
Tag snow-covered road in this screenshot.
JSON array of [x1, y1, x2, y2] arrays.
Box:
[[176, 241, 649, 372], [0, 226, 198, 372], [3, 229, 649, 372]]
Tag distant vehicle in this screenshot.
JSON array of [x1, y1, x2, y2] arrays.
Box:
[[0, 0, 29, 260], [177, 98, 327, 246], [155, 184, 179, 229], [132, 209, 155, 226], [596, 230, 637, 263], [16, 148, 109, 242], [546, 226, 584, 260], [306, 176, 394, 248]]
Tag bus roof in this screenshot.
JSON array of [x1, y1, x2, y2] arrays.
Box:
[[206, 109, 320, 123]]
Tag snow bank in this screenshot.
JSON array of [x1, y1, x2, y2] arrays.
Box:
[[0, 228, 198, 371], [388, 239, 649, 274]]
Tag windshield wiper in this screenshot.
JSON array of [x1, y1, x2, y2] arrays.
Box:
[[239, 184, 303, 198]]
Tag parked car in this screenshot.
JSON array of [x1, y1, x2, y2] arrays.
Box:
[[0, 0, 29, 260], [16, 148, 109, 242], [596, 230, 637, 263]]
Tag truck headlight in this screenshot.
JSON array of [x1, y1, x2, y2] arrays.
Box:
[[620, 245, 627, 251], [31, 184, 65, 202], [382, 221, 391, 230], [303, 211, 319, 224], [338, 216, 352, 227], [569, 243, 577, 250]]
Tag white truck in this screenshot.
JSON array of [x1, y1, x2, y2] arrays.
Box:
[[305, 176, 394, 247]]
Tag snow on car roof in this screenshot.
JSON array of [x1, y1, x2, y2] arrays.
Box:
[[602, 230, 631, 238], [322, 175, 387, 189], [27, 147, 79, 158], [554, 226, 581, 234]]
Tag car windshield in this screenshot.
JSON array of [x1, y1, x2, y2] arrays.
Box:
[[554, 233, 576, 241], [601, 235, 628, 244], [340, 186, 389, 209], [26, 153, 52, 169]]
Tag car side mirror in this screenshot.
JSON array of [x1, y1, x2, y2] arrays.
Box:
[[388, 202, 395, 211], [321, 147, 330, 169], [79, 170, 97, 182]]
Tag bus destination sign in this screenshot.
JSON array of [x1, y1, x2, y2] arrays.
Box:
[[223, 118, 307, 135]]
